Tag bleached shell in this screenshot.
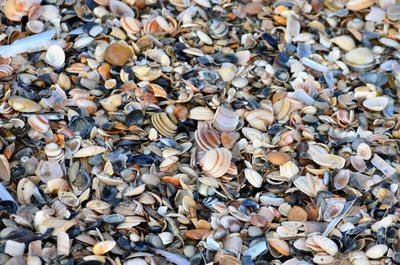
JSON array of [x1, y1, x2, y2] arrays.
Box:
[[99, 94, 122, 112], [333, 169, 350, 190], [350, 155, 366, 172], [312, 154, 346, 169], [365, 244, 388, 259], [5, 240, 25, 256], [109, 0, 134, 17], [245, 109, 275, 132], [200, 148, 232, 178], [244, 168, 263, 188], [346, 0, 375, 10], [213, 107, 239, 132], [44, 142, 64, 162], [36, 160, 64, 182], [362, 96, 389, 111], [330, 35, 355, 51], [159, 232, 174, 245], [151, 112, 178, 137], [197, 30, 213, 45], [344, 47, 375, 70], [57, 230, 70, 256], [323, 202, 344, 221], [92, 240, 116, 255], [73, 35, 95, 49], [217, 63, 237, 82], [311, 235, 338, 256], [279, 161, 299, 179], [189, 107, 214, 121], [133, 66, 161, 81], [357, 143, 372, 160], [58, 191, 80, 207], [313, 253, 335, 264], [73, 146, 108, 158], [26, 20, 44, 33], [17, 178, 35, 204], [45, 45, 65, 67], [9, 96, 42, 112], [86, 199, 111, 211]]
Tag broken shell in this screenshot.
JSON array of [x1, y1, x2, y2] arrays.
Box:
[[312, 154, 346, 169], [213, 107, 239, 132], [45, 45, 65, 68], [331, 35, 355, 51], [58, 191, 80, 207], [121, 17, 142, 34], [333, 170, 350, 190], [245, 109, 275, 132], [151, 112, 178, 137], [99, 94, 122, 112], [132, 66, 161, 81], [323, 203, 344, 221], [73, 146, 108, 158]]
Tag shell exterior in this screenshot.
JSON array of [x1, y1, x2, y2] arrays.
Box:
[[200, 148, 232, 178], [245, 109, 275, 132], [44, 142, 65, 162], [0, 154, 11, 182], [45, 45, 65, 68], [9, 96, 42, 113], [121, 16, 142, 34], [4, 0, 41, 21], [213, 107, 239, 132], [92, 240, 116, 255], [268, 238, 290, 256], [151, 112, 178, 137], [0, 64, 14, 78], [244, 168, 263, 188], [194, 124, 221, 150]]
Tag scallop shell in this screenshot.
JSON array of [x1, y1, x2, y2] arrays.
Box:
[[244, 168, 263, 188], [200, 148, 232, 178], [194, 124, 221, 150], [0, 64, 14, 78], [213, 107, 239, 132], [45, 45, 65, 68], [151, 112, 178, 137], [245, 109, 275, 132], [44, 142, 65, 162]]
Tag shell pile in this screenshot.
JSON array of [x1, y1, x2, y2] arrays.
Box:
[[0, 0, 400, 264]]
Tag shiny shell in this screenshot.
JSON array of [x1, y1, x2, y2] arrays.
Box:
[[357, 143, 372, 160], [312, 154, 346, 169], [244, 168, 263, 188], [44, 142, 64, 162], [365, 244, 388, 259], [105, 43, 133, 66], [45, 45, 65, 68], [266, 152, 291, 165], [344, 47, 375, 71], [194, 124, 221, 150], [245, 109, 275, 132], [27, 115, 50, 133], [362, 96, 389, 111], [267, 238, 290, 256]]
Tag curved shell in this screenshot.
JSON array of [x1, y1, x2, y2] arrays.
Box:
[[58, 191, 80, 207], [121, 16, 142, 34], [309, 235, 339, 256], [333, 169, 350, 190], [35, 160, 64, 183], [151, 112, 178, 137], [92, 240, 116, 255], [267, 238, 290, 256], [194, 124, 221, 150], [44, 142, 65, 162], [245, 109, 275, 132], [0, 155, 11, 181], [4, 0, 41, 21], [266, 152, 291, 165], [17, 178, 35, 204], [323, 202, 344, 221], [362, 96, 389, 111], [312, 154, 346, 169], [28, 115, 50, 133], [9, 96, 42, 113], [143, 16, 177, 35], [209, 19, 228, 39], [213, 107, 239, 132], [244, 168, 263, 188], [346, 0, 375, 10], [0, 64, 14, 78], [200, 148, 232, 178], [45, 45, 65, 68]]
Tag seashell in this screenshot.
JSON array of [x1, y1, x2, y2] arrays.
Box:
[[0, 64, 14, 78], [362, 96, 389, 111], [197, 30, 213, 45], [121, 16, 142, 34], [312, 154, 346, 169], [132, 66, 162, 81], [9, 96, 41, 113], [333, 170, 350, 190], [330, 35, 355, 51], [217, 63, 237, 82], [267, 238, 290, 256], [103, 213, 125, 224], [105, 43, 133, 66], [287, 206, 308, 221], [73, 146, 107, 158], [344, 47, 375, 71], [273, 98, 291, 120], [73, 35, 95, 49], [245, 109, 275, 132], [189, 107, 214, 121], [5, 240, 25, 256], [219, 215, 241, 232], [26, 20, 44, 34], [213, 107, 239, 132], [244, 168, 263, 188], [200, 148, 232, 178], [350, 155, 366, 172], [280, 161, 299, 179], [4, 0, 41, 22], [58, 191, 80, 207], [346, 0, 375, 10], [57, 230, 70, 256], [387, 4, 400, 21], [45, 45, 65, 68], [371, 154, 395, 177], [357, 143, 371, 160], [17, 178, 35, 204], [365, 244, 388, 259], [243, 241, 268, 259], [293, 174, 327, 197], [36, 160, 64, 182], [323, 202, 344, 221], [76, 98, 98, 114], [44, 142, 64, 162], [185, 229, 209, 240], [266, 152, 291, 166], [219, 255, 241, 265], [65, 137, 82, 158], [143, 16, 177, 35], [92, 240, 116, 255], [313, 253, 335, 264], [151, 112, 178, 137], [0, 155, 11, 181], [209, 19, 228, 39], [109, 0, 135, 16], [308, 235, 338, 256], [99, 94, 122, 112], [194, 124, 221, 150]]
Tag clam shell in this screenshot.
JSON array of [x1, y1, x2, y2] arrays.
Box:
[[44, 142, 64, 162], [0, 155, 11, 181], [105, 43, 133, 66], [197, 30, 213, 45], [92, 240, 116, 255], [9, 96, 41, 113], [194, 124, 221, 150], [350, 155, 366, 172], [45, 45, 65, 68], [57, 230, 70, 256], [313, 253, 334, 264], [58, 191, 80, 207], [244, 168, 263, 188], [365, 244, 388, 259], [151, 112, 178, 137], [219, 215, 241, 232], [73, 146, 108, 158], [132, 66, 161, 81], [99, 94, 122, 112], [346, 0, 375, 10], [357, 143, 372, 160], [189, 107, 214, 121], [309, 235, 338, 256], [266, 152, 291, 165], [312, 154, 346, 169], [5, 240, 25, 257], [0, 64, 14, 78], [26, 20, 44, 34], [200, 148, 232, 178], [362, 96, 389, 111], [121, 16, 142, 34], [245, 109, 275, 132], [209, 19, 228, 39], [330, 35, 355, 51], [213, 107, 239, 132], [36, 160, 64, 183], [76, 98, 98, 114], [267, 238, 290, 256], [109, 0, 134, 16], [17, 178, 35, 204], [217, 63, 237, 82], [280, 161, 299, 179], [333, 169, 350, 190], [323, 203, 344, 221], [344, 47, 375, 71]]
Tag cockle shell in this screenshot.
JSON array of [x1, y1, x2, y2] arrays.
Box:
[[200, 148, 232, 178], [151, 112, 178, 137]]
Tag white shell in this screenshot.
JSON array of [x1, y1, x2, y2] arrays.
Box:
[[45, 45, 65, 68]]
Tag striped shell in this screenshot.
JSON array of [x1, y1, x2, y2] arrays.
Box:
[[0, 64, 14, 78], [44, 142, 65, 162], [213, 107, 239, 132], [28, 115, 50, 133], [194, 123, 221, 150], [151, 112, 178, 137]]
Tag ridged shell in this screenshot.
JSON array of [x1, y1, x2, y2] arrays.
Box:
[[194, 124, 221, 150], [213, 107, 239, 132], [209, 19, 228, 39], [189, 107, 214, 121], [0, 64, 14, 78], [200, 148, 232, 178], [44, 142, 64, 162], [28, 115, 50, 133], [151, 112, 178, 137]]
